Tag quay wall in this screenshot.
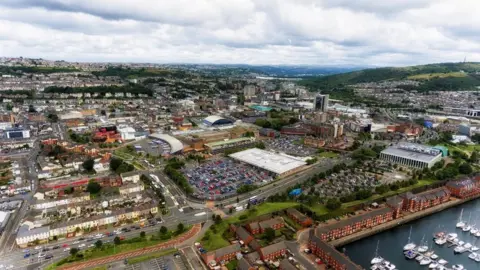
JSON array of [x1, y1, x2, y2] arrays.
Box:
[[330, 196, 480, 247]]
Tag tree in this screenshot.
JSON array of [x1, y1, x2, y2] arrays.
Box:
[[86, 180, 102, 194], [264, 228, 275, 242], [229, 207, 233, 214], [326, 198, 341, 210], [109, 157, 123, 171], [95, 240, 103, 249], [214, 214, 222, 224], [177, 223, 185, 233], [70, 248, 79, 256], [5, 103, 12, 111], [470, 151, 479, 163], [140, 231, 146, 238], [75, 227, 81, 233], [47, 113, 59, 122], [82, 158, 95, 172], [459, 163, 473, 174], [160, 226, 168, 235], [114, 236, 121, 245], [28, 105, 36, 113], [236, 197, 239, 203]]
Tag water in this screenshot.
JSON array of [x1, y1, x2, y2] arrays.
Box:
[[342, 199, 480, 270]]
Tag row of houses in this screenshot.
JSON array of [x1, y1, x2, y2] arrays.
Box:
[[16, 201, 158, 247]]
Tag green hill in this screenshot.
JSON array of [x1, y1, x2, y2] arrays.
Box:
[[299, 62, 480, 92]]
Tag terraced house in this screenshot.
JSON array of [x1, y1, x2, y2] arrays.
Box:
[[315, 207, 394, 241], [399, 187, 451, 212]]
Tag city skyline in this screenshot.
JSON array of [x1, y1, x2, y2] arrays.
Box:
[[1, 0, 480, 66]]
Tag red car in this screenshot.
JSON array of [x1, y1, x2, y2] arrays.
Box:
[[62, 244, 69, 248]]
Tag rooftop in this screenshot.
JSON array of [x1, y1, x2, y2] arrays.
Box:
[[204, 137, 254, 148], [381, 144, 442, 163], [229, 148, 306, 175]]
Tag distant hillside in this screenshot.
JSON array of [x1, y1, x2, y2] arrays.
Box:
[[299, 62, 480, 91]]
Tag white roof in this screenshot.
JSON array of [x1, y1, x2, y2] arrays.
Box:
[[149, 133, 183, 153], [229, 148, 306, 175], [118, 127, 135, 133], [204, 115, 224, 124]]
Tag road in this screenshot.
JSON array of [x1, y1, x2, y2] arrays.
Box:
[[0, 208, 211, 270]]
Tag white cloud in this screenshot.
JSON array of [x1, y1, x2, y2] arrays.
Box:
[[0, 0, 479, 66]]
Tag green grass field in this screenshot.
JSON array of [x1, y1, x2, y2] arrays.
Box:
[[307, 204, 329, 215], [200, 202, 298, 250], [318, 151, 339, 158], [408, 72, 467, 80]]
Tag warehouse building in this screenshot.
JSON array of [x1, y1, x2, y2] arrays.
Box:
[[380, 143, 442, 169], [229, 148, 307, 176], [204, 137, 256, 154]]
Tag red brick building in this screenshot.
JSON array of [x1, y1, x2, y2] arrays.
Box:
[[231, 225, 254, 245], [386, 196, 404, 219], [446, 178, 480, 199], [202, 243, 241, 264], [308, 230, 362, 270], [286, 208, 313, 227], [316, 207, 394, 242], [247, 217, 284, 235], [259, 241, 287, 261], [400, 187, 450, 212]]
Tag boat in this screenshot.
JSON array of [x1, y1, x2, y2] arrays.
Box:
[[464, 243, 473, 249], [447, 233, 458, 242], [468, 252, 477, 260], [435, 238, 447, 245], [420, 258, 432, 265], [416, 255, 424, 261], [463, 225, 472, 232], [431, 253, 439, 260], [454, 246, 467, 253], [457, 209, 466, 228], [404, 250, 417, 259], [475, 231, 480, 237], [429, 262, 439, 269], [371, 265, 386, 270], [452, 264, 465, 270], [475, 256, 480, 262], [471, 227, 478, 235], [404, 226, 416, 251], [382, 261, 396, 270], [438, 259, 448, 265], [424, 250, 435, 257], [371, 241, 384, 265], [458, 241, 465, 246], [436, 266, 447, 270], [418, 245, 429, 253], [434, 231, 446, 240], [472, 246, 479, 251]]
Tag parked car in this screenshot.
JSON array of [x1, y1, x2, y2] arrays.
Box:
[[23, 253, 30, 258], [45, 254, 53, 259]]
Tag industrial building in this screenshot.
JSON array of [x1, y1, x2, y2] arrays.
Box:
[[5, 128, 30, 139], [229, 148, 307, 176], [204, 137, 256, 154], [202, 116, 234, 127], [380, 143, 443, 169]]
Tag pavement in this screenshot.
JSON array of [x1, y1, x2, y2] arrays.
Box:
[[57, 223, 201, 270]]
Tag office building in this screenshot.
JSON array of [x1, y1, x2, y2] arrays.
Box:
[[380, 143, 443, 169], [314, 94, 329, 112]]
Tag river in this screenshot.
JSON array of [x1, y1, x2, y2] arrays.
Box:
[[342, 198, 480, 270]]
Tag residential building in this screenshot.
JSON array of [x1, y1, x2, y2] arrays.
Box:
[[119, 183, 145, 195], [238, 257, 255, 270], [259, 241, 287, 261], [121, 171, 142, 184], [308, 230, 362, 270], [446, 177, 480, 198], [279, 259, 299, 270], [15, 225, 50, 248], [232, 225, 254, 245], [247, 217, 285, 234], [202, 243, 241, 264], [399, 187, 451, 212], [286, 208, 313, 227], [315, 207, 394, 242]]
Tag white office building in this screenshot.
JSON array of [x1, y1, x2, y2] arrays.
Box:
[[380, 143, 443, 169]]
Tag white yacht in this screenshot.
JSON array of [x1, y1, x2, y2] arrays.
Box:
[[457, 209, 466, 229], [471, 227, 479, 235], [429, 262, 439, 269], [404, 226, 416, 251], [464, 243, 473, 249], [475, 231, 480, 237], [475, 256, 480, 262], [371, 241, 384, 265], [454, 246, 467, 253], [435, 238, 447, 245], [438, 259, 448, 265], [452, 264, 465, 270], [447, 233, 458, 241], [420, 258, 432, 266], [382, 261, 396, 270], [463, 225, 472, 232], [431, 253, 439, 260], [371, 265, 386, 270], [468, 252, 477, 260], [458, 241, 465, 246], [472, 246, 479, 251], [424, 250, 434, 257], [416, 255, 424, 261]]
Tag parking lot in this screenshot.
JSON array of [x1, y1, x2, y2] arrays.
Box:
[[265, 135, 317, 157], [134, 139, 172, 157], [182, 158, 273, 200], [125, 254, 181, 270]]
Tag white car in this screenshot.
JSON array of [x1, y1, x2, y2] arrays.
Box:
[[5, 266, 12, 270], [64, 247, 70, 252], [88, 244, 95, 248], [72, 241, 80, 245], [38, 253, 45, 258], [78, 244, 86, 248], [34, 246, 42, 250]]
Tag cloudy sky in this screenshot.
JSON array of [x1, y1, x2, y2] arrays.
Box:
[[1, 0, 479, 66]]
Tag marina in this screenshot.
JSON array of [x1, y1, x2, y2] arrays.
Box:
[[342, 198, 480, 270]]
